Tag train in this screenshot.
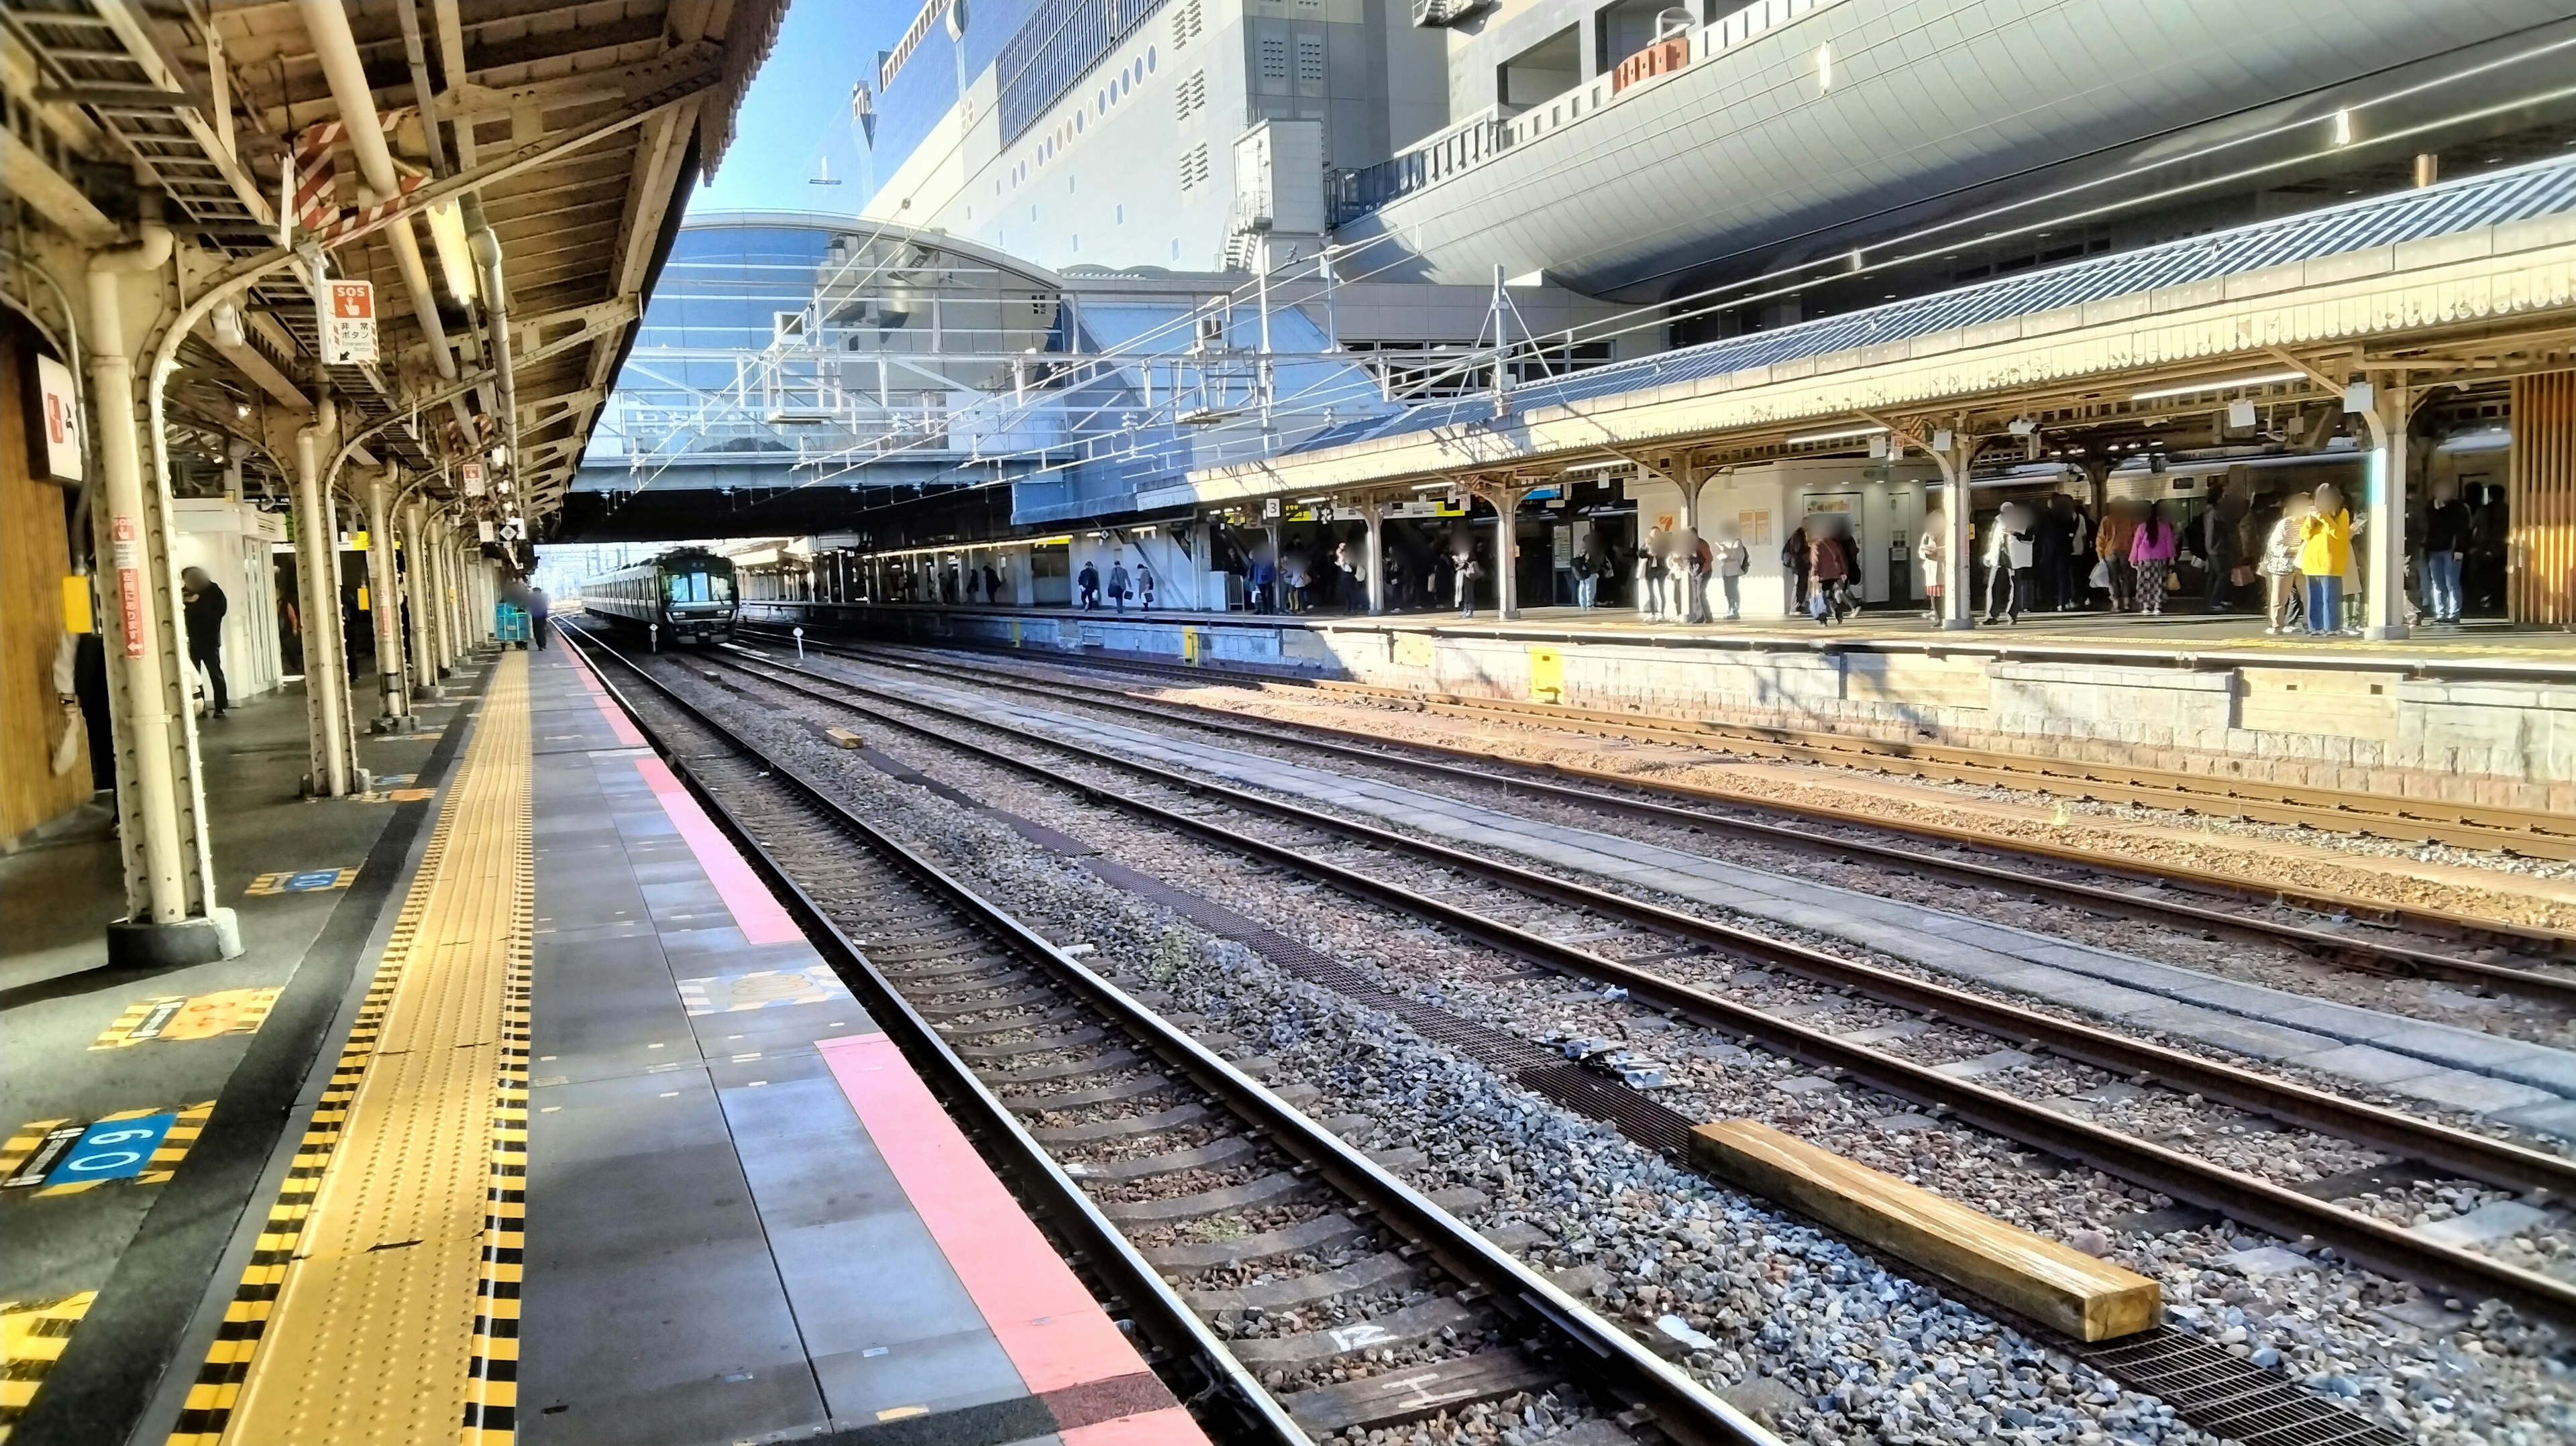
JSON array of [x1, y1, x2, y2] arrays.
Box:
[[579, 547, 739, 645]]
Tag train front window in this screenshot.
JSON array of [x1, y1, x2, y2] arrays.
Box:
[[709, 574, 733, 602], [666, 572, 713, 604]]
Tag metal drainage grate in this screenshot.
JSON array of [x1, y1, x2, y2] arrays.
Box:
[[2071, 1328, 2408, 1446]]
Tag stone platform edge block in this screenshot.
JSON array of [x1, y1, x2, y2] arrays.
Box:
[[1689, 1118, 2159, 1343]]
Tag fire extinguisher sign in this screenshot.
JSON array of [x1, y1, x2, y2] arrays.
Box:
[[113, 513, 146, 658]]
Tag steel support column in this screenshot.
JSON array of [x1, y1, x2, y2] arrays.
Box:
[[87, 225, 237, 962], [1935, 431, 1976, 630], [292, 428, 358, 793], [402, 498, 441, 698], [2365, 386, 2413, 641], [1360, 496, 1387, 615], [364, 469, 412, 729]]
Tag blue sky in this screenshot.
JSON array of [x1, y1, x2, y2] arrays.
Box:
[[692, 1, 914, 215]]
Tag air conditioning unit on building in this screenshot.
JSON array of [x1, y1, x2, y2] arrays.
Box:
[[1411, 0, 1491, 27]]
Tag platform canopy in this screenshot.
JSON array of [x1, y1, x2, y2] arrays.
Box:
[[3, 0, 785, 533]]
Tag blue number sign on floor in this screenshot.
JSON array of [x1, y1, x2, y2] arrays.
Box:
[[48, 1114, 178, 1185]]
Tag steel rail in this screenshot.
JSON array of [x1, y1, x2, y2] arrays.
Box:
[[737, 624, 2573, 962], [694, 644, 2576, 1329], [776, 635, 2576, 999], [816, 629, 2576, 858], [566, 626, 1781, 1446]]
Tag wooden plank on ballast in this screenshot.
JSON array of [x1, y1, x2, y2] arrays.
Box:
[[1691, 1119, 2159, 1341]]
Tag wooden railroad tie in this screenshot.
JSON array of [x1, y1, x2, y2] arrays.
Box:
[[1690, 1119, 2158, 1341], [825, 727, 864, 749]]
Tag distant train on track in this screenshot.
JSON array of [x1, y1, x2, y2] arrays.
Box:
[[579, 547, 739, 645]]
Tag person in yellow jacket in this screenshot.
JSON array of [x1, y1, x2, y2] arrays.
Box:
[[2296, 482, 2353, 636]]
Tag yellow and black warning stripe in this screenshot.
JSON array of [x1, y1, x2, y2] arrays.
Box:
[[1, 1290, 98, 1440], [462, 819, 535, 1446], [0, 1122, 72, 1187], [162, 799, 459, 1446]]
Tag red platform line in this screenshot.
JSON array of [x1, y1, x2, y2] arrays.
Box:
[[564, 653, 647, 747], [817, 1033, 1199, 1429], [634, 755, 805, 945]]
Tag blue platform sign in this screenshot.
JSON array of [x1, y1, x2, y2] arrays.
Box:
[[49, 1113, 176, 1184]]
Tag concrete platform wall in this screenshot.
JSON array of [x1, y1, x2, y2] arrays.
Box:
[[746, 603, 2575, 809]]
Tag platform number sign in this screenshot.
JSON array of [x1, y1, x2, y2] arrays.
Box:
[[50, 1115, 178, 1184], [323, 279, 378, 365]]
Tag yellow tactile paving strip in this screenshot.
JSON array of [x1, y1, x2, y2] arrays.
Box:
[[166, 653, 531, 1446]]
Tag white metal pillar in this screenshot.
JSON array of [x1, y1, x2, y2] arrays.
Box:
[[1939, 432, 1976, 630], [1492, 484, 1530, 621], [87, 226, 237, 962], [402, 498, 440, 698], [290, 428, 355, 792], [364, 469, 412, 729], [424, 516, 455, 676], [2364, 386, 2412, 641], [1360, 496, 1387, 615]]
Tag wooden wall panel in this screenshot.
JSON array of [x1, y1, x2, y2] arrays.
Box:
[[1, 328, 93, 842], [2511, 371, 2576, 626]]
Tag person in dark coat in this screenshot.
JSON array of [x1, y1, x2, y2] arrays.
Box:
[[181, 567, 229, 716], [1077, 561, 1102, 609], [528, 586, 551, 649], [1780, 526, 1811, 618]]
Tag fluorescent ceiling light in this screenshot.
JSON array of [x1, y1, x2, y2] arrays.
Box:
[[2129, 369, 2306, 402], [1784, 424, 1887, 445]]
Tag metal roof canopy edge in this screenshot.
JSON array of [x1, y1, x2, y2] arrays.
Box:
[[1173, 155, 2576, 505]]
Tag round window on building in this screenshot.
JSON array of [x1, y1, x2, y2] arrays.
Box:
[[1075, 111, 1085, 133], [1146, 45, 1155, 72]]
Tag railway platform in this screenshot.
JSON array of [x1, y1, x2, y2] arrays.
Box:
[[740, 600, 2576, 813], [2, 645, 1195, 1446]]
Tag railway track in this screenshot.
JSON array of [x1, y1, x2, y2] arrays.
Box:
[[735, 626, 2576, 1001], [747, 625, 2575, 865], [561, 628, 1777, 1446], [683, 638, 2576, 1341]]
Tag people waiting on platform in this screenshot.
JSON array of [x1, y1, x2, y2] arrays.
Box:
[[2298, 483, 2355, 636], [1108, 559, 1130, 614], [983, 561, 1004, 604], [1808, 520, 1851, 625], [1454, 545, 1484, 618], [1713, 525, 1748, 621], [2097, 500, 2140, 612], [1077, 560, 1102, 610], [2030, 498, 2071, 612], [2422, 480, 2469, 625], [1136, 561, 1157, 610], [2059, 495, 2095, 610], [1780, 524, 1810, 617], [181, 566, 229, 718], [2129, 502, 2180, 616], [1247, 554, 1276, 613], [1919, 510, 1947, 623], [1982, 502, 2031, 624], [2200, 482, 2245, 614], [1639, 527, 1670, 621], [2260, 492, 2312, 634]]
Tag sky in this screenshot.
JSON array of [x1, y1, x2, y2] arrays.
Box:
[[689, 1, 914, 216]]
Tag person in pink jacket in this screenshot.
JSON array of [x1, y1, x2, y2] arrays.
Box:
[[2127, 501, 2181, 614]]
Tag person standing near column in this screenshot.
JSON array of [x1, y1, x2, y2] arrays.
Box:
[[2298, 483, 2354, 637], [2421, 480, 2469, 624], [182, 567, 230, 718], [2259, 492, 2310, 634], [1713, 524, 1748, 622], [2097, 500, 2139, 612], [2129, 501, 2181, 616], [1919, 509, 1947, 623]]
